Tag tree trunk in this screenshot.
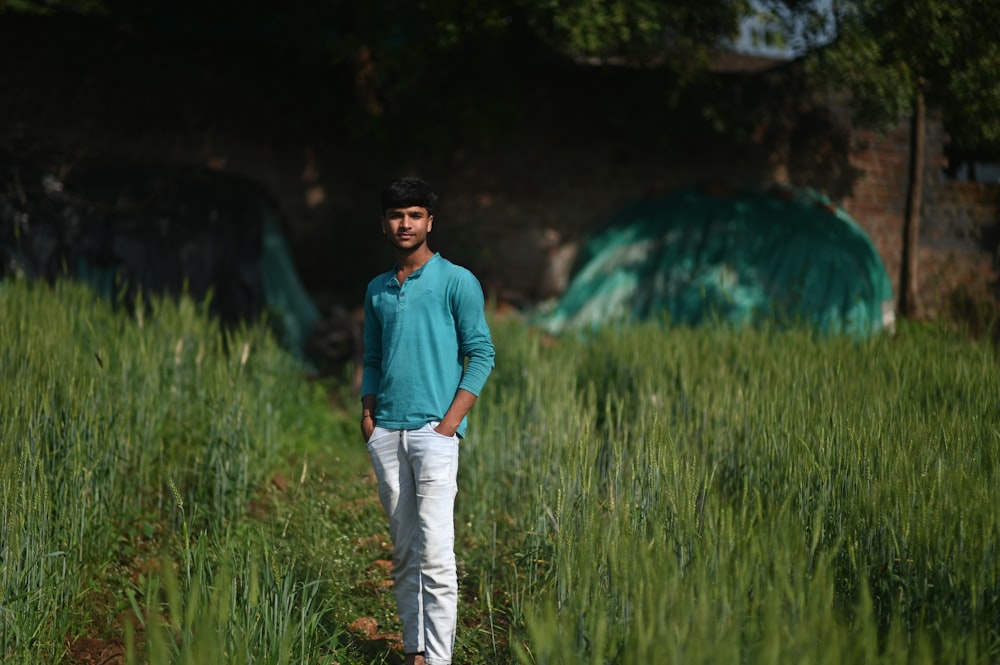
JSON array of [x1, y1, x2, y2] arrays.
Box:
[[899, 89, 925, 319]]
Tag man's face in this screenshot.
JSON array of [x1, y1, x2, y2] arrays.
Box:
[[382, 205, 433, 252]]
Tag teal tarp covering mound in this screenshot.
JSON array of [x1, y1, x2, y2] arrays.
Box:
[[1, 159, 321, 359], [259, 206, 321, 358], [535, 186, 895, 338]]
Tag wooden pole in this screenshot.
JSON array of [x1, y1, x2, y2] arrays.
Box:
[[899, 89, 925, 318]]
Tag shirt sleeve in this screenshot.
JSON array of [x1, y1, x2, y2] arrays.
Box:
[[453, 272, 495, 396], [360, 281, 383, 398]]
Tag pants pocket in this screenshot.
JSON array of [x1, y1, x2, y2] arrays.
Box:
[[426, 421, 459, 442], [366, 425, 394, 448]]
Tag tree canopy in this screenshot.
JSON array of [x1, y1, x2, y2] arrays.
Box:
[[0, 0, 771, 81], [4, 0, 997, 160], [802, 0, 1000, 164], [1, 0, 761, 62]]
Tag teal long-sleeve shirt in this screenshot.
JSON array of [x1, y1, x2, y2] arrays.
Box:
[[361, 253, 495, 438]]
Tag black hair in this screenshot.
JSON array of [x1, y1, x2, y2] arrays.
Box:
[[381, 176, 438, 216]]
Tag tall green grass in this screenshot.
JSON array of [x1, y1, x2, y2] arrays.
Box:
[[460, 316, 999, 664], [0, 279, 342, 663], [3, 277, 998, 664]]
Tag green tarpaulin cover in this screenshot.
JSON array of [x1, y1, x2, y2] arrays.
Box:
[[534, 186, 894, 338], [2, 160, 322, 360]]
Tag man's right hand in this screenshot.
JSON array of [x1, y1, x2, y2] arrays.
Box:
[[361, 414, 375, 441]]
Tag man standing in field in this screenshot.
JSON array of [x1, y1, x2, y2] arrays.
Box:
[[360, 176, 495, 665]]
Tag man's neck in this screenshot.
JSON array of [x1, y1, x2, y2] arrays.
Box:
[[395, 246, 434, 281]]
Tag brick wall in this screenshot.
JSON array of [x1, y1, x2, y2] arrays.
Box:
[[432, 96, 1000, 318], [836, 112, 999, 318]]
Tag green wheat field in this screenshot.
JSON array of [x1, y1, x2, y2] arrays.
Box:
[[2, 278, 998, 664]]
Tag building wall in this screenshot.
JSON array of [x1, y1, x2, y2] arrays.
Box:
[[431, 97, 999, 319], [837, 113, 999, 318]]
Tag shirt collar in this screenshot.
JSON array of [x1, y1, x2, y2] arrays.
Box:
[[385, 252, 439, 286]]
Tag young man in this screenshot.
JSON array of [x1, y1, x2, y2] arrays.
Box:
[[360, 177, 495, 665]]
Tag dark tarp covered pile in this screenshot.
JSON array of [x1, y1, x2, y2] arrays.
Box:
[[534, 185, 895, 338], [0, 159, 321, 358]]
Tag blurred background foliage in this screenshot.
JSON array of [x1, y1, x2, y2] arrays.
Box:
[[3, 0, 998, 166]]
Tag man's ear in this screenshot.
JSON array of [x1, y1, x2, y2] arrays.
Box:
[[427, 214, 434, 232]]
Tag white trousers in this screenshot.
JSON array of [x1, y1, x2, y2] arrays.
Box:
[[366, 422, 460, 665]]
